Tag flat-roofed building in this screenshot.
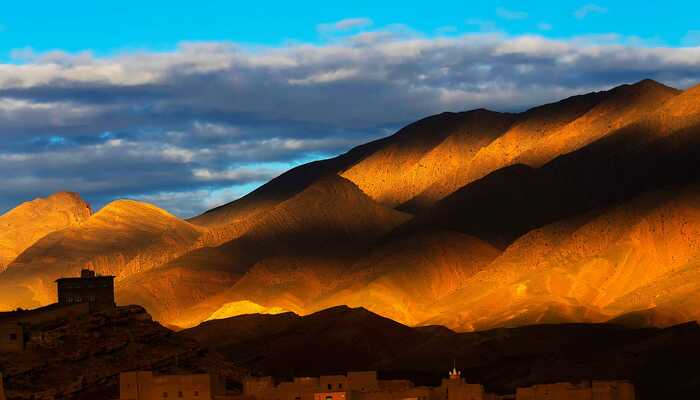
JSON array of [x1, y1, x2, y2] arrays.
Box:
[[120, 371, 228, 400], [55, 269, 115, 310]]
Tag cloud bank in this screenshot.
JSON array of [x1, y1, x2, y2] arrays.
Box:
[[2, 30, 700, 216]]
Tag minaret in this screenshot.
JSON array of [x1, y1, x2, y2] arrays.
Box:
[[449, 360, 461, 380]]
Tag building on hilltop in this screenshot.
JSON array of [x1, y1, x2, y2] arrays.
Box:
[[119, 371, 230, 400], [0, 269, 113, 353], [56, 269, 115, 310]]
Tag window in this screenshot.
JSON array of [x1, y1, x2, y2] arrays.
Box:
[[328, 384, 332, 390], [178, 390, 183, 398], [9, 333, 17, 341], [194, 391, 199, 397], [338, 384, 342, 389], [163, 392, 168, 398]]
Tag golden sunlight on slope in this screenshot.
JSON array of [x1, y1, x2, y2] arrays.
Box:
[[0, 199, 204, 309], [306, 229, 500, 326], [409, 80, 680, 210], [205, 301, 288, 321], [0, 192, 91, 271], [118, 175, 411, 328], [422, 184, 700, 331], [341, 110, 516, 207]]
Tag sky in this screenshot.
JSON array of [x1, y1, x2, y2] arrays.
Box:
[[1, 1, 700, 216]]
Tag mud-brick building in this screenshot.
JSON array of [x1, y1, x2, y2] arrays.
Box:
[[120, 371, 230, 400], [56, 269, 115, 310]]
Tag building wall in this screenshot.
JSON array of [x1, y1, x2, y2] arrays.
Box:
[[347, 372, 379, 392], [57, 276, 115, 309], [314, 391, 347, 400], [0, 323, 25, 352], [120, 371, 223, 400], [319, 376, 347, 392]]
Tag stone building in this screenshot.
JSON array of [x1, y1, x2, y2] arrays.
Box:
[[56, 269, 115, 310], [119, 371, 229, 400]]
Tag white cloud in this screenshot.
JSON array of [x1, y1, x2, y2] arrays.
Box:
[[1, 30, 700, 216], [574, 4, 608, 19], [318, 18, 373, 34], [496, 7, 528, 20]]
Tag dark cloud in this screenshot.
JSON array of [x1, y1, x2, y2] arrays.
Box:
[[1, 33, 700, 216]]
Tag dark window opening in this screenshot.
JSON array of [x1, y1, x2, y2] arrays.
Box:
[[327, 384, 332, 390], [9, 333, 17, 341]]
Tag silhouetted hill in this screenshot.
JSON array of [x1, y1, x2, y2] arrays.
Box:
[[180, 306, 700, 400]]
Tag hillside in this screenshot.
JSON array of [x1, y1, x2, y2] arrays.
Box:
[[180, 306, 700, 400], [117, 175, 411, 327], [0, 305, 241, 400], [0, 192, 91, 271], [421, 184, 700, 331], [0, 199, 204, 309]]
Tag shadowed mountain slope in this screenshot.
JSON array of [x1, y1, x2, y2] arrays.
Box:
[[402, 79, 679, 212], [117, 175, 411, 327], [0, 192, 91, 271], [420, 183, 700, 331], [0, 199, 203, 309], [402, 81, 698, 248], [180, 306, 700, 400], [341, 109, 517, 207], [307, 230, 500, 326]]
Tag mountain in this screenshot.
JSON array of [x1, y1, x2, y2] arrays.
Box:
[[2, 79, 700, 334], [402, 81, 695, 247], [306, 230, 500, 326], [179, 306, 700, 400], [0, 199, 203, 309], [0, 192, 91, 271], [117, 175, 411, 327], [420, 184, 700, 331]]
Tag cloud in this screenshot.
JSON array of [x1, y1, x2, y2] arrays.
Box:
[[574, 4, 608, 19], [1, 31, 700, 216], [496, 7, 528, 20], [318, 18, 373, 34]]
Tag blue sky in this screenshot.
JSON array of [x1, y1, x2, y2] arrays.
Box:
[[1, 1, 699, 217], [0, 1, 696, 55]]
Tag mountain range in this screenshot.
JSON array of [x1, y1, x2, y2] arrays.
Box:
[[1, 78, 700, 332]]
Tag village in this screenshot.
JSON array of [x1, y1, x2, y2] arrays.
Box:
[[0, 270, 635, 400]]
